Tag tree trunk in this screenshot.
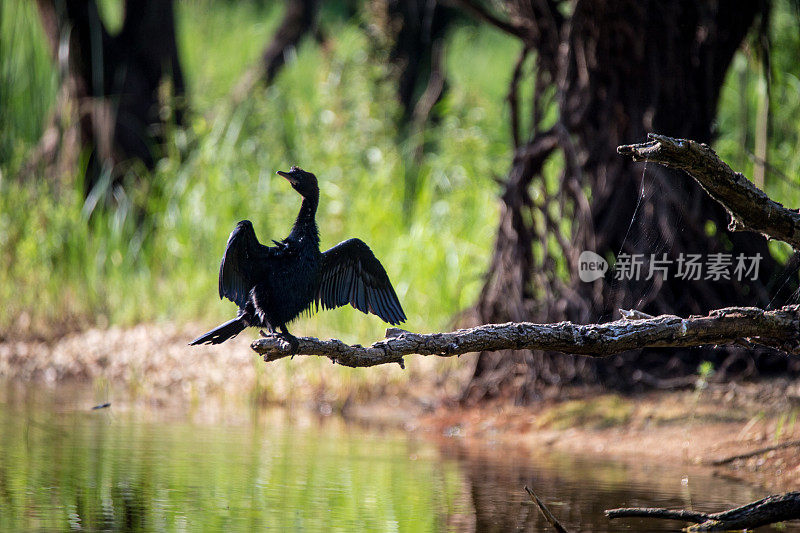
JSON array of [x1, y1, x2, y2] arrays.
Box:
[[34, 0, 185, 193], [466, 0, 798, 402], [383, 0, 452, 122]]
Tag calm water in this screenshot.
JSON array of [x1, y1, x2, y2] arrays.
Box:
[[0, 383, 796, 532]]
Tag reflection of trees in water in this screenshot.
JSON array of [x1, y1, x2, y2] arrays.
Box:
[[70, 482, 149, 530], [0, 386, 787, 532], [437, 441, 775, 532]]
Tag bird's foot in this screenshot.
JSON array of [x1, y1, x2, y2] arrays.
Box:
[[278, 332, 300, 356], [259, 329, 298, 355]]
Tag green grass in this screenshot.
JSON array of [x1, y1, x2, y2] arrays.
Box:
[[0, 1, 58, 170], [0, 1, 514, 342], [2, 0, 800, 345], [177, 0, 283, 108], [715, 0, 800, 266]]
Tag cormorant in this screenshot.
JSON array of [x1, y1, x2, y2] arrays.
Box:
[[190, 166, 406, 348]]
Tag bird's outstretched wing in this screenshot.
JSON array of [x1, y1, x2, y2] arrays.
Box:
[[219, 220, 269, 309], [317, 238, 406, 325]]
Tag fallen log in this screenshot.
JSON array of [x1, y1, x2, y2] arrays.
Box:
[[606, 491, 800, 532]]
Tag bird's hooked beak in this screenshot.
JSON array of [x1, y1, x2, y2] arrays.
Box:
[[276, 168, 299, 186]]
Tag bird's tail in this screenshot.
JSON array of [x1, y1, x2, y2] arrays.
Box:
[[189, 316, 247, 345]]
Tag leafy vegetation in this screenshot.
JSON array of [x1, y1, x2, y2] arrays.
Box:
[[1, 0, 799, 343], [0, 1, 512, 341], [0, 1, 58, 170], [715, 0, 800, 263]]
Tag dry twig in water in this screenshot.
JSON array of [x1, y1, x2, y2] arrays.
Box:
[[524, 486, 570, 533]]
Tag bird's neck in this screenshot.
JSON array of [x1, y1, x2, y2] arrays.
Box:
[[289, 192, 319, 243]]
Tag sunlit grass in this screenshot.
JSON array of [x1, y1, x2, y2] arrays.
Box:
[[715, 0, 800, 267], [177, 0, 283, 108], [0, 1, 58, 170], [0, 1, 513, 343]]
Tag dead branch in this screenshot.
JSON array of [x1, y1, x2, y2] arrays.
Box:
[[607, 507, 710, 524], [507, 46, 530, 149], [606, 491, 800, 532], [524, 486, 570, 533], [450, 0, 527, 38], [618, 133, 800, 249], [711, 439, 800, 466], [251, 305, 800, 367]]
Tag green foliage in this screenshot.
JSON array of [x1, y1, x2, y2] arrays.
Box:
[[715, 0, 800, 266], [0, 1, 514, 340], [177, 0, 283, 108], [772, 408, 798, 442], [695, 361, 715, 392], [0, 1, 58, 169], [2, 0, 800, 342]]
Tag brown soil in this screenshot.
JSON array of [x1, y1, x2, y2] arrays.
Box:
[[409, 384, 800, 493], [2, 323, 799, 493], [344, 379, 800, 494]]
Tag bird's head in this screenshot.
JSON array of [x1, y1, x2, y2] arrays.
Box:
[[277, 166, 318, 198]]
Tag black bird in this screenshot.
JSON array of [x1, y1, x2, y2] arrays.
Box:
[[190, 166, 406, 348]]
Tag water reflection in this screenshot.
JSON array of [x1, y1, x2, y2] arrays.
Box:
[[0, 383, 797, 532], [437, 441, 787, 531]]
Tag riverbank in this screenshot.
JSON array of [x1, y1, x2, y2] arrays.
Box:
[[416, 383, 800, 493], [342, 379, 800, 493], [2, 323, 798, 493]]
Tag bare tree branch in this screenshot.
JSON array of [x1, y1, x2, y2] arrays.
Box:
[[607, 507, 711, 524], [606, 491, 800, 532], [711, 439, 800, 466], [251, 305, 800, 367], [618, 133, 800, 249], [449, 0, 527, 38], [507, 46, 530, 149]]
